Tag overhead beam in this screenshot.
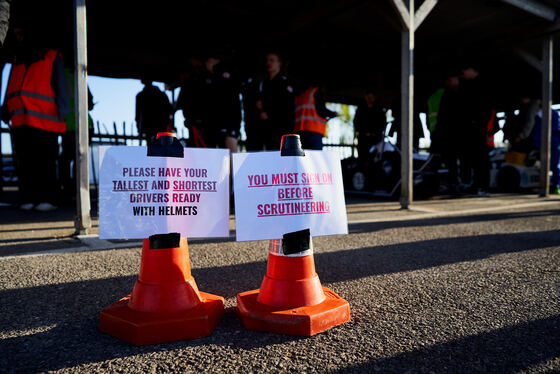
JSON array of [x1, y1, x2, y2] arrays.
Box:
[[287, 0, 364, 33], [391, 0, 411, 30], [514, 48, 543, 72], [500, 0, 556, 22], [264, 0, 366, 44], [414, 0, 438, 30]]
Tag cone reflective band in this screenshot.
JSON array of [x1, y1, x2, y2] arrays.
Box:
[[236, 135, 350, 336], [99, 133, 225, 345], [269, 227, 312, 256], [257, 229, 326, 309]]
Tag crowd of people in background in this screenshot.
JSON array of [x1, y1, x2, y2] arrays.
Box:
[[428, 62, 499, 197], [1, 20, 560, 212], [428, 62, 560, 196], [136, 49, 341, 153]]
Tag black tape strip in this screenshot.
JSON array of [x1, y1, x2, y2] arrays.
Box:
[[282, 228, 311, 255], [147, 135, 184, 158], [149, 232, 181, 249], [280, 135, 305, 157]]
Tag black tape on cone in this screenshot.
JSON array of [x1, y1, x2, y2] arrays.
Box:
[[149, 232, 181, 249], [280, 134, 305, 157], [282, 228, 311, 255], [147, 134, 184, 158]]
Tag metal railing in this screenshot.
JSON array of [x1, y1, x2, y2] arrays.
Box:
[[1, 123, 359, 187]]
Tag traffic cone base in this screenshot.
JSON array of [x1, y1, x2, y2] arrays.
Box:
[[100, 292, 224, 346], [236, 287, 350, 336], [99, 236, 224, 345]]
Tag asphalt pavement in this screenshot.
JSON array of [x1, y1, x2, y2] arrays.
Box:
[[0, 191, 559, 373]]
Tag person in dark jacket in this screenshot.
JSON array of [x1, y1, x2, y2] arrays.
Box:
[[248, 51, 295, 151], [503, 93, 539, 153], [135, 77, 173, 145], [430, 73, 461, 191], [353, 89, 387, 162], [176, 53, 241, 151], [455, 62, 493, 196], [533, 107, 560, 194]]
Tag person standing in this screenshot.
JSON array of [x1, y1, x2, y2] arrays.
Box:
[[427, 86, 445, 135], [503, 93, 539, 153], [430, 73, 461, 192], [353, 89, 387, 162], [456, 62, 493, 196], [1, 25, 69, 211], [250, 51, 295, 151], [533, 107, 560, 194], [294, 84, 337, 150], [176, 52, 241, 152], [135, 77, 172, 145]]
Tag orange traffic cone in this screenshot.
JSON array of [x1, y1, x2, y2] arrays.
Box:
[[100, 233, 224, 345], [237, 229, 350, 336]]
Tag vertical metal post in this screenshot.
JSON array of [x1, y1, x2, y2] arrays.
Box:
[[400, 0, 414, 209], [73, 0, 92, 234], [0, 63, 3, 191], [540, 36, 553, 197]]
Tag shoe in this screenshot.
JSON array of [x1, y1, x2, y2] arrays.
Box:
[[35, 202, 57, 212], [476, 188, 490, 197], [19, 203, 35, 210]]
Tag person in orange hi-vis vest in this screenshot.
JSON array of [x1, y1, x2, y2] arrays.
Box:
[[294, 85, 337, 150], [0, 24, 70, 211]]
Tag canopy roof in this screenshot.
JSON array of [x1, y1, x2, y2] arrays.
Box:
[[3, 0, 560, 108]]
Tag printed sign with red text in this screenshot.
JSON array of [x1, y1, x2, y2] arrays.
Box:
[[232, 150, 348, 241], [99, 146, 230, 239]]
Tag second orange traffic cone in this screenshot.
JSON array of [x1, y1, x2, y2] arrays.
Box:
[[236, 230, 350, 336]]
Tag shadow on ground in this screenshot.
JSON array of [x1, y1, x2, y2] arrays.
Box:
[[1, 228, 559, 372], [349, 208, 560, 234], [330, 315, 560, 374]]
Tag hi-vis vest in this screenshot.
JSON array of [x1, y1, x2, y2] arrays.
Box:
[[294, 87, 327, 136], [427, 88, 444, 133], [6, 50, 66, 133]]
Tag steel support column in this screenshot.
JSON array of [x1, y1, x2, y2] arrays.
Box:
[[73, 0, 92, 233], [540, 36, 553, 197]]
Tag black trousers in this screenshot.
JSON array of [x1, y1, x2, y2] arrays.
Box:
[[245, 120, 289, 151], [11, 126, 59, 204], [59, 130, 76, 196]]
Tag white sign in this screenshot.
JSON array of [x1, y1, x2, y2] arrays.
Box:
[[232, 151, 348, 241], [99, 146, 230, 239]]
